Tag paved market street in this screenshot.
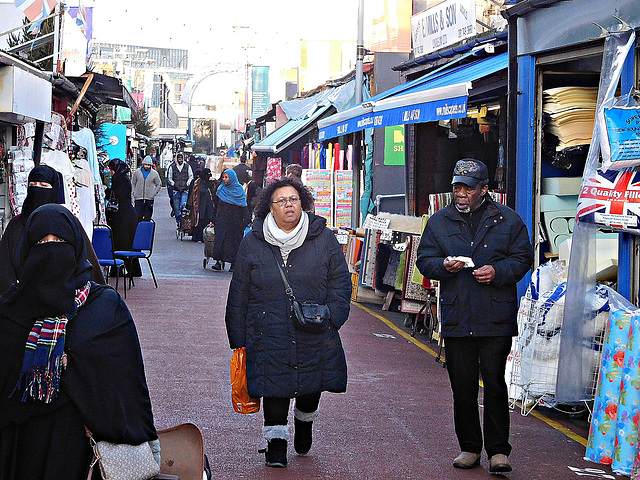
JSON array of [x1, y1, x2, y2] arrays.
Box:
[[117, 200, 624, 480]]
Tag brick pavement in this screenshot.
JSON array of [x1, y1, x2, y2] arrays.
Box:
[[120, 274, 624, 480], [116, 203, 623, 479]]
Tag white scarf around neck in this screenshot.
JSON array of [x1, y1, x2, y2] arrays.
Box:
[[263, 211, 309, 262]]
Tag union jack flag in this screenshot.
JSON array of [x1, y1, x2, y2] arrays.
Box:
[[577, 169, 640, 232]]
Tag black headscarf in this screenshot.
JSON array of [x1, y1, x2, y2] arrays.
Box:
[[108, 158, 130, 176], [19, 165, 65, 221], [3, 204, 92, 320]]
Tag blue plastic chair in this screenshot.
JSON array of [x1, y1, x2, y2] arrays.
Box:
[[115, 220, 158, 290], [92, 225, 127, 296]]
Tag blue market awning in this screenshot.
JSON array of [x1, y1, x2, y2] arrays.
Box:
[[253, 104, 333, 154], [318, 52, 508, 141]]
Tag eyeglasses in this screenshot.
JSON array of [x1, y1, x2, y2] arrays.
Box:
[[271, 196, 301, 207]]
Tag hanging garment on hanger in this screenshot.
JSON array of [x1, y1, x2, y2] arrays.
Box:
[[73, 159, 97, 240], [327, 143, 333, 170], [334, 143, 340, 170], [319, 144, 326, 169], [339, 150, 345, 171], [346, 145, 353, 171], [41, 150, 79, 217], [302, 145, 309, 169]]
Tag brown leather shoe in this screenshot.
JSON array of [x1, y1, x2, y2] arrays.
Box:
[[452, 452, 481, 469], [489, 454, 512, 473]]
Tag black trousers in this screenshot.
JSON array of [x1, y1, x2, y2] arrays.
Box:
[[263, 393, 321, 426], [134, 199, 154, 222], [444, 336, 512, 458]]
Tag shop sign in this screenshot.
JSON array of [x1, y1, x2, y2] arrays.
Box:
[[577, 169, 640, 233], [384, 125, 405, 166], [411, 0, 476, 57], [251, 66, 270, 119]]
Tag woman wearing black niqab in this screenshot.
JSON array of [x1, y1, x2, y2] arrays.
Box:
[[0, 165, 104, 295], [106, 158, 140, 276], [0, 204, 158, 480]]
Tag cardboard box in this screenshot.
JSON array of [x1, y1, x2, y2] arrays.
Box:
[[540, 195, 579, 212], [541, 177, 582, 195]]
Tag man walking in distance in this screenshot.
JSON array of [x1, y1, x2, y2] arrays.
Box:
[[233, 152, 252, 185], [166, 152, 193, 226], [416, 159, 532, 474], [132, 156, 162, 221]]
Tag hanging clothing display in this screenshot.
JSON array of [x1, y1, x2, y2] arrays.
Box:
[[346, 145, 353, 171], [41, 150, 80, 217], [327, 143, 333, 170], [586, 287, 640, 477], [73, 159, 96, 240], [266, 157, 282, 183], [319, 144, 326, 169], [302, 145, 309, 169]]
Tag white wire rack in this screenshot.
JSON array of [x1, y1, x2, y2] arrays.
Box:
[[509, 292, 606, 416]]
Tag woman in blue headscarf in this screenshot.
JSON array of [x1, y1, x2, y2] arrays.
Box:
[[211, 169, 251, 271]]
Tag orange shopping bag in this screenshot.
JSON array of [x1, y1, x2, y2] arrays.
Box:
[[230, 347, 260, 414]]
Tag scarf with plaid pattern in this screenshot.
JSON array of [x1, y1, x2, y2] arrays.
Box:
[[12, 282, 91, 403]]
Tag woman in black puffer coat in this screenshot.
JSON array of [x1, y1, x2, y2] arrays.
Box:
[[225, 177, 351, 468]]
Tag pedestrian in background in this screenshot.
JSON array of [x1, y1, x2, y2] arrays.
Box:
[[416, 159, 532, 474], [166, 153, 193, 226], [0, 204, 158, 479], [210, 169, 250, 271], [132, 156, 162, 221], [225, 177, 352, 468], [285, 163, 302, 180], [188, 168, 216, 243], [233, 152, 252, 185], [106, 159, 139, 276], [0, 165, 104, 295]]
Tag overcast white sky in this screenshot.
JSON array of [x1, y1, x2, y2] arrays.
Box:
[[91, 0, 360, 70], [0, 0, 364, 104]]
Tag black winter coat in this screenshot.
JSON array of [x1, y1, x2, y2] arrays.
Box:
[[0, 283, 156, 480], [212, 199, 251, 264], [105, 172, 137, 252], [225, 214, 352, 398], [416, 199, 533, 338]]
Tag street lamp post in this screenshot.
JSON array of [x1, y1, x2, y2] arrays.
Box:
[[352, 0, 364, 228]]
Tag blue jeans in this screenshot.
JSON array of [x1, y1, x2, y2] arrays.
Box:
[[172, 190, 188, 224]]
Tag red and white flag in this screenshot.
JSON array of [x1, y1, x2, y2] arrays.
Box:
[[577, 169, 640, 232]]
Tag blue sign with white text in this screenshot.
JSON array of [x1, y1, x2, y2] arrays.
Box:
[[319, 95, 467, 140]]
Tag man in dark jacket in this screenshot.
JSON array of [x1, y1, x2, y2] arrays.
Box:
[[232, 153, 252, 185], [416, 159, 532, 475], [166, 153, 193, 226]]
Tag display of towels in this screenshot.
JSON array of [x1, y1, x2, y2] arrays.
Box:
[[586, 303, 640, 477], [266, 157, 282, 183]]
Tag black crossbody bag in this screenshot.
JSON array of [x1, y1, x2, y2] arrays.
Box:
[[271, 248, 330, 333]]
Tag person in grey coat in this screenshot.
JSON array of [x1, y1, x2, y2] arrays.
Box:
[[131, 156, 162, 221], [416, 159, 533, 474], [225, 177, 352, 468]]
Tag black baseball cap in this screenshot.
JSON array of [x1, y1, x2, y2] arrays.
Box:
[[451, 158, 489, 188]]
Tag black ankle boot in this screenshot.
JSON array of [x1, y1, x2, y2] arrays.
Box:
[[265, 439, 287, 467], [294, 418, 313, 456]]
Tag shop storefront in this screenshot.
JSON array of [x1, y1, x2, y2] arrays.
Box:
[[317, 40, 510, 321], [505, 1, 640, 476], [0, 52, 53, 232]]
